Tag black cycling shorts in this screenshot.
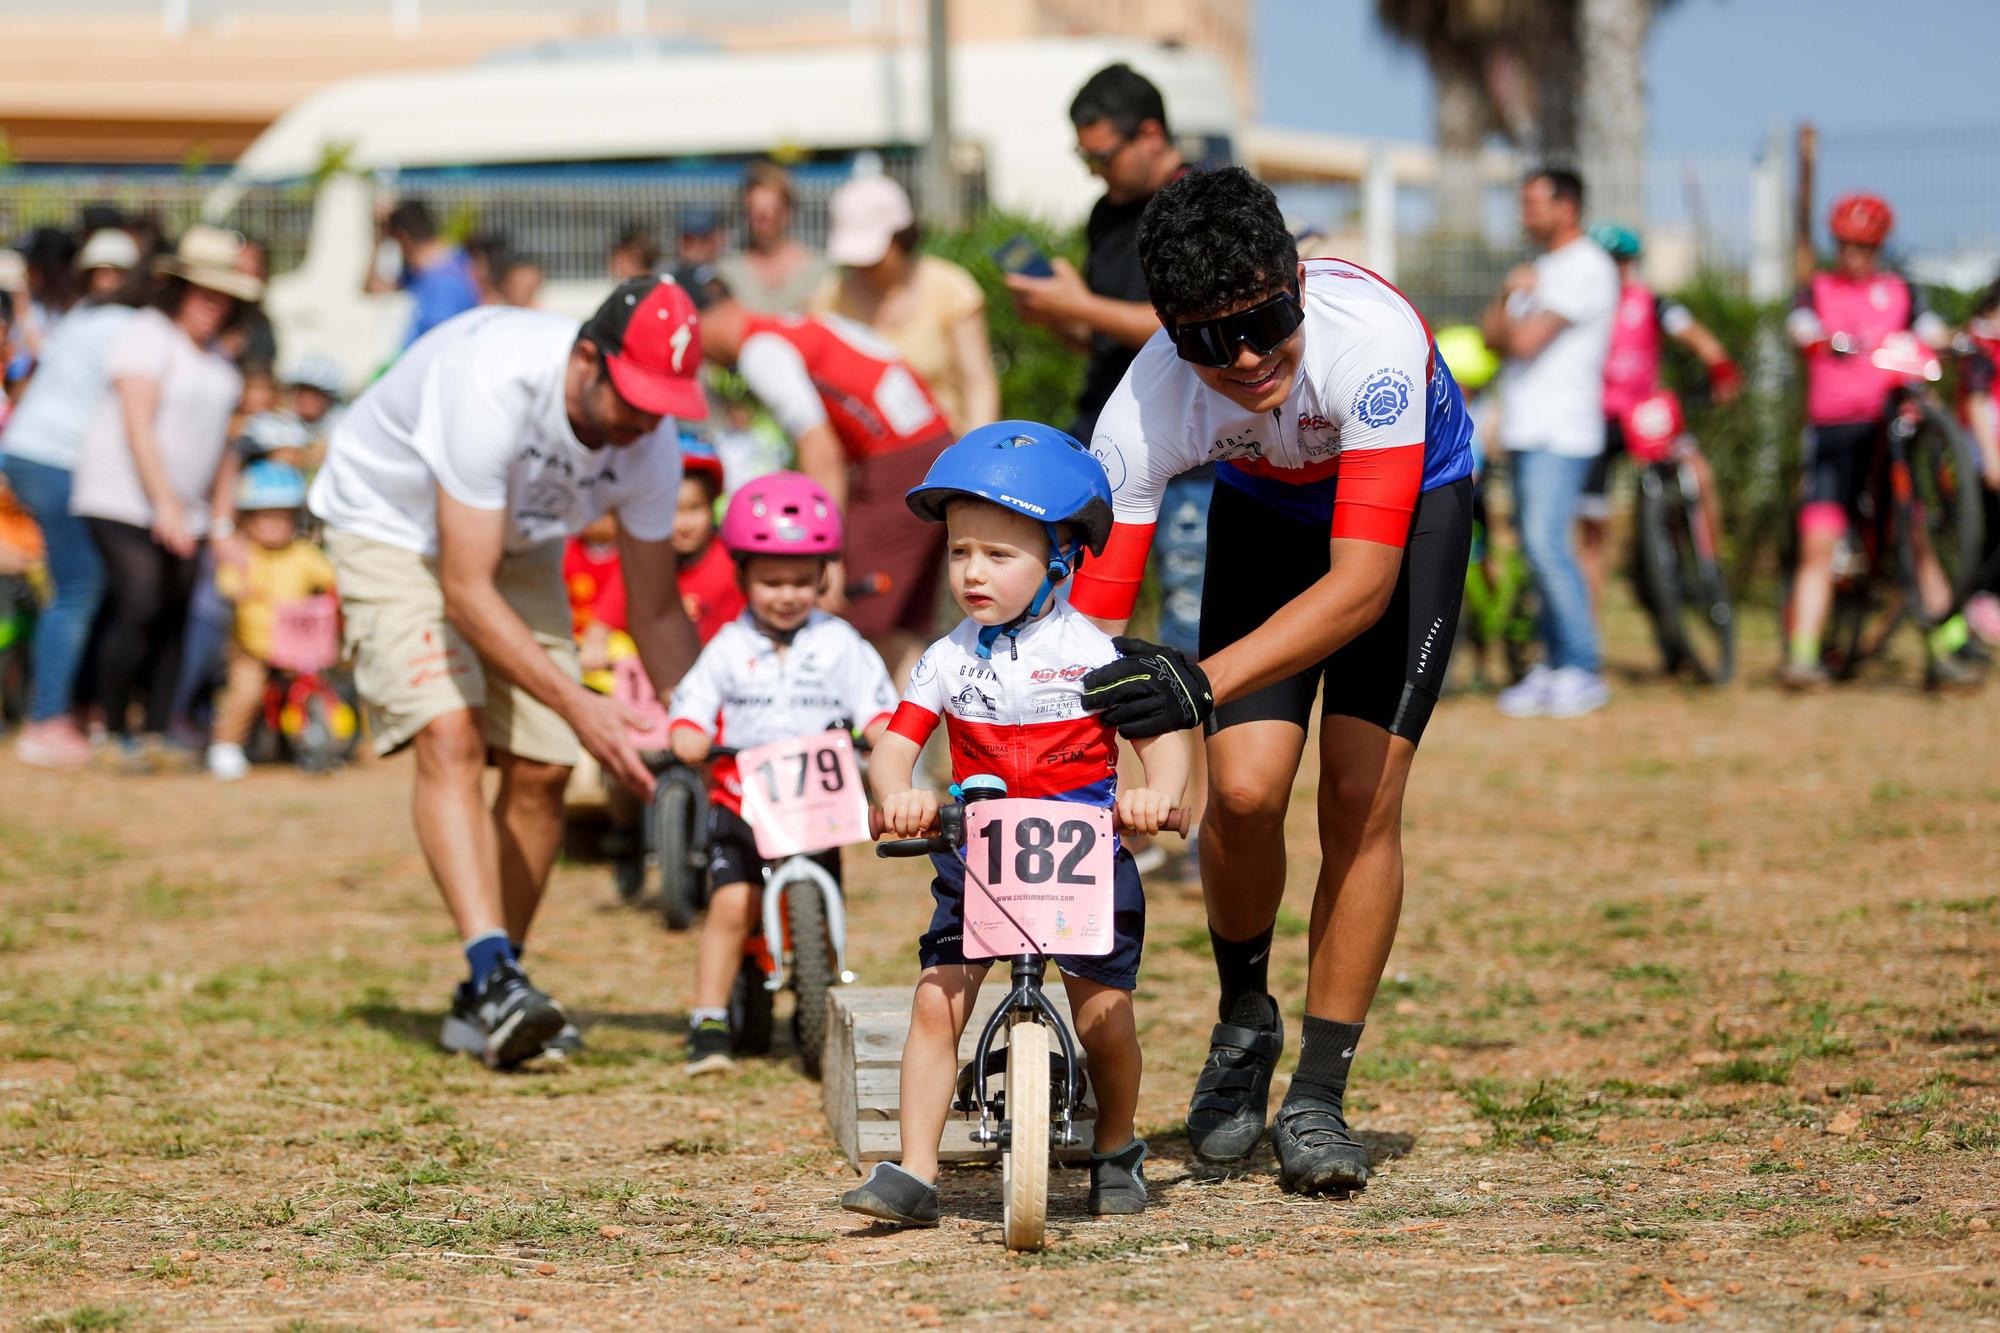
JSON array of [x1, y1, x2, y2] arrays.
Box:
[[705, 804, 842, 895], [1199, 475, 1472, 745], [1803, 421, 1878, 510], [1582, 416, 1628, 502]]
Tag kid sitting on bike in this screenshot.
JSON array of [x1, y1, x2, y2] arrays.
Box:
[[840, 422, 1190, 1228], [205, 461, 336, 781], [666, 472, 897, 1074]]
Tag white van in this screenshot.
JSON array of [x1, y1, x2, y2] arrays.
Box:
[[213, 37, 1238, 387]]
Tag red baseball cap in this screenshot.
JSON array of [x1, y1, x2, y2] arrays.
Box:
[[581, 276, 708, 420]]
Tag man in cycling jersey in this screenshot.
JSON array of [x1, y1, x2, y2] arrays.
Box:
[[1781, 193, 1964, 690], [1581, 221, 1740, 616], [688, 273, 953, 683], [1074, 167, 1476, 1196], [309, 276, 704, 1070]]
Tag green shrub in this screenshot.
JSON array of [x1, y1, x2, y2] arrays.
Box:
[[922, 211, 1085, 427]]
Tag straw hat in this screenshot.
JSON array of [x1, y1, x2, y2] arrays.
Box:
[[156, 225, 264, 302]]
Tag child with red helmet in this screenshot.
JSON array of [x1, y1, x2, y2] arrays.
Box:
[[666, 472, 898, 1073], [670, 439, 745, 643]]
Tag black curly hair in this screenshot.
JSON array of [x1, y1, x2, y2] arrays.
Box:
[[1136, 166, 1298, 327]]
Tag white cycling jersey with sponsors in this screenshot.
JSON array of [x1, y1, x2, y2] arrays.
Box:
[[889, 600, 1121, 804], [1088, 257, 1474, 528]]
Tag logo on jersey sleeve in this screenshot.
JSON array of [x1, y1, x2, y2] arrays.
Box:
[[1090, 435, 1129, 493], [910, 648, 936, 686], [1351, 368, 1414, 428]]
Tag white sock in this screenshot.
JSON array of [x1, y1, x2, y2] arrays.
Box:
[[689, 1007, 728, 1028]]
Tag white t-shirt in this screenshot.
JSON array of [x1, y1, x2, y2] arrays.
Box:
[[70, 308, 243, 534], [1495, 235, 1620, 457], [308, 307, 683, 556], [1, 303, 135, 471]]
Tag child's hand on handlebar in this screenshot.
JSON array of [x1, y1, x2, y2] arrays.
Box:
[[669, 727, 711, 765], [1116, 787, 1176, 836], [878, 788, 939, 838]]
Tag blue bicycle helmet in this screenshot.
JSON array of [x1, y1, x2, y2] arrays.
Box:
[[1589, 220, 1642, 260], [236, 459, 307, 512], [906, 420, 1115, 658]]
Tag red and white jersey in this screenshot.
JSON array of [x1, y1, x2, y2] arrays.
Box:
[[737, 312, 948, 461], [888, 600, 1121, 806], [668, 609, 896, 813]]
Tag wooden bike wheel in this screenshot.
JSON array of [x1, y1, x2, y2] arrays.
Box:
[[1003, 1019, 1050, 1251]]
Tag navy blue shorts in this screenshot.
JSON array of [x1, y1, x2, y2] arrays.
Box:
[[916, 844, 1146, 991]]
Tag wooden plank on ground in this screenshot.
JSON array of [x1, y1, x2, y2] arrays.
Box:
[[822, 986, 1098, 1166]]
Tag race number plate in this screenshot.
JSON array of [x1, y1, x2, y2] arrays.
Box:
[[268, 595, 340, 673], [959, 799, 1114, 960], [738, 732, 869, 859], [612, 657, 672, 750]]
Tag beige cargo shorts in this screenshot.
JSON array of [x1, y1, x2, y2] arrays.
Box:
[[324, 529, 581, 766]]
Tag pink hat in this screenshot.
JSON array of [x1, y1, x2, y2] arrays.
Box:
[[826, 175, 915, 268]]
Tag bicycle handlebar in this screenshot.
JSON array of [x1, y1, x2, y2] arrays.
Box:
[[870, 802, 1190, 857]]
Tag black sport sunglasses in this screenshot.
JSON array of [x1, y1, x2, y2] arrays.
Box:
[[1168, 289, 1304, 368]]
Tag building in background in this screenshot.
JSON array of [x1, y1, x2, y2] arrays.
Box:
[[0, 0, 1251, 166]]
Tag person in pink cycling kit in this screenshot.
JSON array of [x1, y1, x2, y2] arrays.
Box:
[[1071, 168, 1475, 1197], [1580, 221, 1740, 614], [1782, 193, 1956, 689]]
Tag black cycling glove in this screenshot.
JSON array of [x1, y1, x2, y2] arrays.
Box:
[[1080, 636, 1215, 738]]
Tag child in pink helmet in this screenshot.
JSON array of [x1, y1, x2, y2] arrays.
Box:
[[666, 472, 899, 1073]]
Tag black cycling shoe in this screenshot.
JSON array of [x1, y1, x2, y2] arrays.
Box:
[[1185, 999, 1283, 1164], [839, 1162, 940, 1228], [472, 962, 567, 1070], [1271, 1095, 1372, 1196], [1087, 1139, 1149, 1216]]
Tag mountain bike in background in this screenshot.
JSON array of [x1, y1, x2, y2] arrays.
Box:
[[1621, 391, 1736, 684]]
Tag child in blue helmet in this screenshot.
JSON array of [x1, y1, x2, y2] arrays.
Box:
[[205, 461, 336, 781], [841, 421, 1190, 1227]]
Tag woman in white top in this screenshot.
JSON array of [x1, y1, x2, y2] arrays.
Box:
[[0, 228, 141, 768], [71, 226, 262, 764]]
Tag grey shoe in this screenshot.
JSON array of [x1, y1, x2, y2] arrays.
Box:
[[839, 1162, 940, 1228], [1087, 1139, 1148, 1216], [1186, 1000, 1283, 1164], [543, 1022, 584, 1060], [1271, 1095, 1371, 1196]]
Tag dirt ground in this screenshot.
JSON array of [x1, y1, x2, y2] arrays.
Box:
[[3, 609, 1997, 1332]]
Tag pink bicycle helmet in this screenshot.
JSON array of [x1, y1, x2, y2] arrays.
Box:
[[719, 471, 843, 558]]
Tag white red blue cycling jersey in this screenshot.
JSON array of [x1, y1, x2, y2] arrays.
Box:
[[888, 600, 1120, 807], [1071, 258, 1475, 620], [668, 610, 896, 814]]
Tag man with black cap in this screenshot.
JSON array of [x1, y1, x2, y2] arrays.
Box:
[[309, 278, 705, 1070]]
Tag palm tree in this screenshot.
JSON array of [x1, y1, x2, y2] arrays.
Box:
[[1375, 0, 1663, 232]]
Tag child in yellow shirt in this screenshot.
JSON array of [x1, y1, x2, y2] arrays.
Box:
[[206, 461, 335, 781]]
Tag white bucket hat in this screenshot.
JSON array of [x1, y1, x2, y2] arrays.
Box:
[[156, 225, 264, 302]]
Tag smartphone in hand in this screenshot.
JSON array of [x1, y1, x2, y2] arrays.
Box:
[[992, 234, 1055, 280]]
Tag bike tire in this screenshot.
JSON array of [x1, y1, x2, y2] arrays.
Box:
[[1898, 404, 1987, 626], [1635, 466, 1735, 684], [1003, 1018, 1050, 1253], [652, 780, 700, 932], [730, 953, 774, 1055], [785, 879, 835, 1081]]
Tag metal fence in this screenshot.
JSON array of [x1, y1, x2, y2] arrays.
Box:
[[0, 174, 318, 273]]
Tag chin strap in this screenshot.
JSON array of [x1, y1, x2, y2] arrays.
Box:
[[972, 525, 1084, 660]]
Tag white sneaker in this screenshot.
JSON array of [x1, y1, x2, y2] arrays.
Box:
[[1496, 664, 1555, 718], [205, 742, 249, 781], [1543, 667, 1610, 718]]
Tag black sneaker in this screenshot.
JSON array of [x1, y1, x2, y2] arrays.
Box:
[[686, 1018, 734, 1075], [839, 1162, 940, 1228], [1087, 1139, 1149, 1216], [543, 1022, 585, 1060], [439, 983, 482, 1057], [1271, 1095, 1371, 1196], [470, 962, 567, 1070], [1185, 999, 1283, 1164]]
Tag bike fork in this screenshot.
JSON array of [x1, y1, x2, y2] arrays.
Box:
[[967, 954, 1084, 1149], [757, 858, 855, 992]]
